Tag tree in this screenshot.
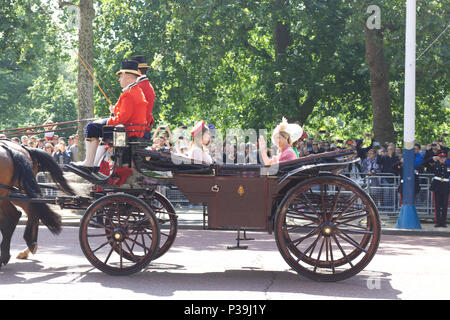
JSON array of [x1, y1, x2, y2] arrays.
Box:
[[59, 0, 95, 160]]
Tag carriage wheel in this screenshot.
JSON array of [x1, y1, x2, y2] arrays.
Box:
[[274, 175, 380, 282], [79, 194, 160, 276], [104, 192, 177, 262], [142, 192, 178, 260]]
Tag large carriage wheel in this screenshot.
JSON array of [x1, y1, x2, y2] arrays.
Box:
[[274, 175, 380, 282], [79, 194, 160, 276], [142, 191, 178, 260]]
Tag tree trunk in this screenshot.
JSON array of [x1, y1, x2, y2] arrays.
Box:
[[365, 26, 395, 144], [76, 0, 94, 161]]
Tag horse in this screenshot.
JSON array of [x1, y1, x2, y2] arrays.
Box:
[[0, 139, 75, 267]]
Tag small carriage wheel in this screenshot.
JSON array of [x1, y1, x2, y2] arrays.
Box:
[[79, 194, 160, 276], [274, 175, 380, 282], [142, 192, 178, 260], [113, 192, 178, 261]]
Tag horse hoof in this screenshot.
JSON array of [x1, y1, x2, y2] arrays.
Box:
[[16, 249, 30, 260], [31, 244, 38, 255], [0, 255, 11, 266]]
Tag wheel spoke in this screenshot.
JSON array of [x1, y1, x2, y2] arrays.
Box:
[[287, 228, 318, 247], [91, 239, 112, 253], [335, 213, 369, 226], [332, 234, 354, 268], [296, 233, 322, 263], [332, 194, 358, 222], [329, 185, 342, 218], [327, 238, 335, 274], [320, 184, 328, 222], [313, 237, 327, 272], [297, 192, 320, 217], [335, 231, 367, 253], [103, 245, 114, 265]]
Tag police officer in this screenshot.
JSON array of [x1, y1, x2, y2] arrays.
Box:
[[424, 152, 449, 227], [131, 55, 155, 138]]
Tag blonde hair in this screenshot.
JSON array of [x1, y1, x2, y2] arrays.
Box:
[[278, 130, 292, 145]]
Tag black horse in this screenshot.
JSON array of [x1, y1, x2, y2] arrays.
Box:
[[0, 139, 75, 267]]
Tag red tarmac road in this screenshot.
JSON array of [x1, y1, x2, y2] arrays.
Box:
[[0, 226, 449, 300]]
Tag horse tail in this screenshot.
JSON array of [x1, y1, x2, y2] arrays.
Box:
[[28, 202, 62, 235], [26, 147, 76, 196], [3, 146, 62, 235]]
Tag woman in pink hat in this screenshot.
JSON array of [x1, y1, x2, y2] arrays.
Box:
[[189, 121, 212, 165]]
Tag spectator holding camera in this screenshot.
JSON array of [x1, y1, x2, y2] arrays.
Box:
[[152, 125, 173, 149], [362, 149, 380, 176], [356, 132, 374, 160], [53, 140, 72, 167]]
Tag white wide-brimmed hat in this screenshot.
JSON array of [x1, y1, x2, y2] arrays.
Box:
[[271, 117, 304, 145]]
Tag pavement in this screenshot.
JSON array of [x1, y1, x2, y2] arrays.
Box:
[[19, 205, 450, 237]]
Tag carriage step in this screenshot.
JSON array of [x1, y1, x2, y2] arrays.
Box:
[[64, 164, 110, 185], [227, 228, 254, 250]]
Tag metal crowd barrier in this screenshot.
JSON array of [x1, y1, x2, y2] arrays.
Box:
[[339, 170, 445, 218]]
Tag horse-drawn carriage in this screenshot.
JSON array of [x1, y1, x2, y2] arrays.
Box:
[[0, 124, 380, 282]]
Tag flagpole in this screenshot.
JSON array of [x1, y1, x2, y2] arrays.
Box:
[[396, 0, 421, 229]]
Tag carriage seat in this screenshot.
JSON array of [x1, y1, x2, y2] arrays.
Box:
[[134, 149, 213, 174]]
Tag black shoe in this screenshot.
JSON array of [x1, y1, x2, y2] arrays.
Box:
[[69, 162, 94, 173]]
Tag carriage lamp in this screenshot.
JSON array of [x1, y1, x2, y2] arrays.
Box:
[[113, 125, 127, 147]]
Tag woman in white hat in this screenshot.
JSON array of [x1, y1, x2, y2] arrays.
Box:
[[258, 117, 299, 165]]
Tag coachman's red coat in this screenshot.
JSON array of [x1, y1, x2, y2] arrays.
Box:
[[107, 83, 147, 138]]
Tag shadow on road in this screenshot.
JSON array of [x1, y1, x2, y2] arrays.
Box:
[[1, 258, 401, 300]]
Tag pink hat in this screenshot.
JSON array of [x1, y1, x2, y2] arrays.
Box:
[[191, 120, 205, 136]]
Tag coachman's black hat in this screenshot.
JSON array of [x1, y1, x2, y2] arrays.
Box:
[[116, 60, 140, 76], [131, 55, 151, 69]]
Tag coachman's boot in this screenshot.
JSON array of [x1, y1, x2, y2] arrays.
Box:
[[92, 145, 108, 174], [70, 138, 100, 172]]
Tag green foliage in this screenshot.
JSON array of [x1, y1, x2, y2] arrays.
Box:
[[0, 0, 448, 144]]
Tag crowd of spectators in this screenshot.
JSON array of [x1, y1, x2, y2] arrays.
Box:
[[10, 133, 79, 168], [146, 125, 449, 170]]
